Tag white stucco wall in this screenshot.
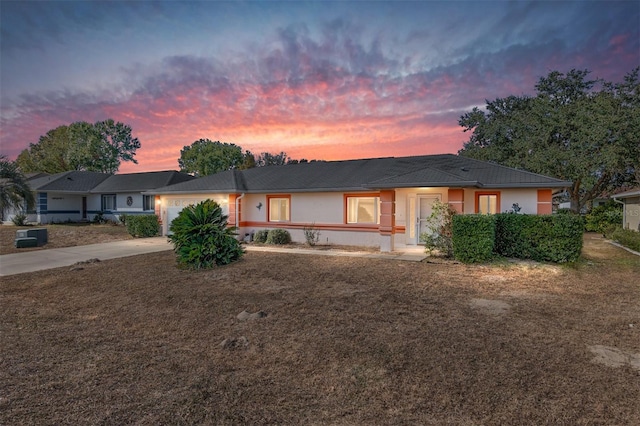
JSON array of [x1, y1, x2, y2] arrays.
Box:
[[623, 197, 640, 231], [159, 194, 229, 235], [39, 193, 83, 223], [464, 188, 539, 214]]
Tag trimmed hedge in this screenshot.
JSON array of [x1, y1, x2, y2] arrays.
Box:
[[494, 214, 537, 259], [494, 213, 584, 263], [453, 213, 584, 263], [126, 214, 160, 237], [452, 215, 495, 263]]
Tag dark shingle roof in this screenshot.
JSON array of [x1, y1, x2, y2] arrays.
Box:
[[613, 187, 640, 199], [90, 171, 195, 193], [149, 154, 571, 194], [29, 171, 111, 192]]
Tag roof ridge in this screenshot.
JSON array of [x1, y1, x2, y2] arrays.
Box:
[[458, 156, 567, 181]]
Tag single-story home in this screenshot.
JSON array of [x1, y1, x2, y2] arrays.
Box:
[[148, 154, 572, 252], [613, 188, 640, 231], [88, 171, 195, 222], [16, 170, 194, 224]]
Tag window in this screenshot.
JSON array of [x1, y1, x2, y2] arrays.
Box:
[[143, 195, 155, 211], [346, 196, 380, 224], [268, 196, 290, 222], [476, 192, 500, 214], [101, 194, 116, 211]]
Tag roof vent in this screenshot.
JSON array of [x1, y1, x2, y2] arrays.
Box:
[[460, 167, 469, 172]]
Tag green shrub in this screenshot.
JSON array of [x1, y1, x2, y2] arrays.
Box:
[[303, 223, 321, 246], [253, 229, 269, 243], [168, 200, 243, 269], [11, 214, 28, 226], [93, 212, 106, 224], [419, 200, 457, 257], [494, 213, 583, 263], [126, 214, 160, 237], [452, 215, 495, 263], [266, 229, 291, 245], [611, 227, 640, 252], [585, 201, 622, 233], [529, 215, 583, 263], [118, 213, 128, 226], [494, 213, 537, 258]]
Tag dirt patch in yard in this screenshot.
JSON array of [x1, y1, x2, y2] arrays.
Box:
[[1, 233, 639, 424], [0, 223, 133, 255]]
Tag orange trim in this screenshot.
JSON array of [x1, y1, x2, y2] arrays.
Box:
[[154, 195, 161, 217], [379, 190, 395, 235], [394, 226, 406, 234], [266, 194, 291, 222], [343, 192, 380, 224], [447, 188, 465, 214], [240, 221, 379, 232], [537, 189, 552, 203], [228, 194, 240, 226], [475, 191, 501, 214], [537, 189, 552, 214]]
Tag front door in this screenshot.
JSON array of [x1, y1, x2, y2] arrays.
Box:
[[408, 195, 440, 244], [418, 195, 440, 237]]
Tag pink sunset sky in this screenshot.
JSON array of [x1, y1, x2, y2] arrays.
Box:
[[1, 1, 638, 173]]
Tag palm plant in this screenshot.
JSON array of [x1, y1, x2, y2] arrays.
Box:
[[168, 199, 243, 268], [0, 156, 35, 222]]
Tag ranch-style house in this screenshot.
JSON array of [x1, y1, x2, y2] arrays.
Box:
[[148, 154, 571, 252]]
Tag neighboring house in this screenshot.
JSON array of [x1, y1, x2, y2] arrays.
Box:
[[613, 188, 640, 231], [16, 170, 194, 224], [148, 154, 571, 252], [27, 171, 111, 224], [89, 170, 195, 222]]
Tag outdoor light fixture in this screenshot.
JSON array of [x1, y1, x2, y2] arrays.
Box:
[[257, 202, 262, 210]]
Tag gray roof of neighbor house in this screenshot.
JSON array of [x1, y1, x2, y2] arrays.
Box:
[[148, 154, 572, 195], [29, 171, 111, 193], [90, 171, 195, 193], [613, 188, 640, 199]]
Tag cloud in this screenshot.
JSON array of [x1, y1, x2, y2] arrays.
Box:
[[1, 3, 638, 173]]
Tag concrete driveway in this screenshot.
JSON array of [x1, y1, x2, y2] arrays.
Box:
[[0, 238, 428, 277], [0, 237, 173, 277]]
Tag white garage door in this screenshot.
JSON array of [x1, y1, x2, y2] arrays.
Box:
[[164, 198, 229, 234]]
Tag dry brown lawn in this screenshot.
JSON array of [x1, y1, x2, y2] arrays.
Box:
[[1, 232, 639, 425], [0, 223, 132, 255]]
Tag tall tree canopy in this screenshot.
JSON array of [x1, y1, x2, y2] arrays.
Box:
[[256, 151, 289, 167], [0, 156, 35, 221], [16, 119, 140, 174], [178, 139, 255, 176], [178, 139, 304, 176], [459, 68, 640, 212]]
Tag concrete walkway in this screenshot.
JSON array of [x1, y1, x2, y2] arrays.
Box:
[[0, 239, 427, 277], [244, 245, 428, 262]]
